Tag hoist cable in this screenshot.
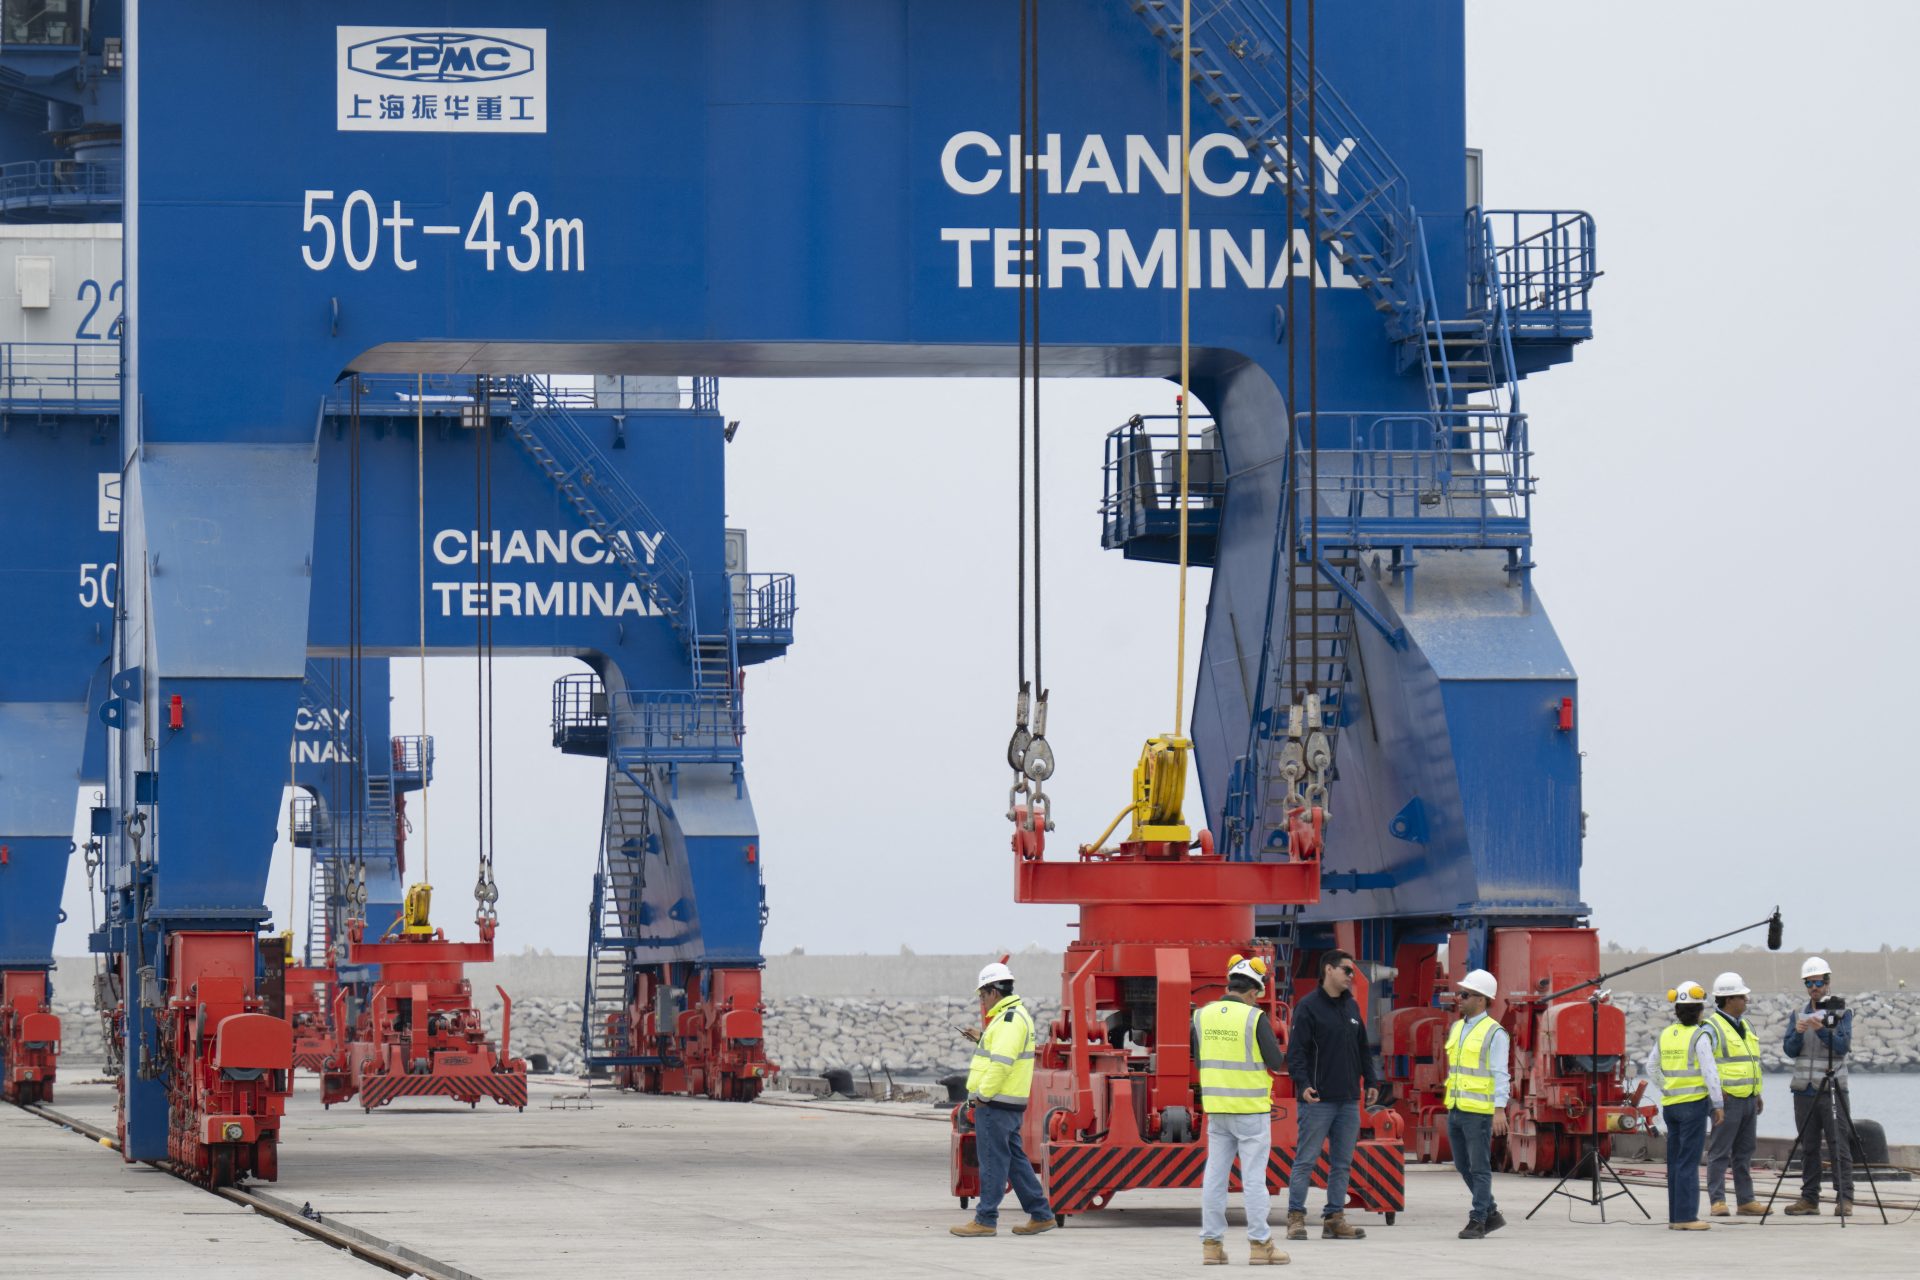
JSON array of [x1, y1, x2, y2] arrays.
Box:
[[1028, 0, 1043, 703], [415, 375, 431, 885], [1015, 0, 1028, 701], [1174, 0, 1192, 731], [1306, 0, 1321, 709]]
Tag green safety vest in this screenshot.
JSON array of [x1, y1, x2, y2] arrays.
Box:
[[1444, 1013, 1500, 1115], [1192, 1000, 1273, 1114], [1706, 1010, 1761, 1099], [965, 994, 1037, 1107], [1658, 1022, 1710, 1107]]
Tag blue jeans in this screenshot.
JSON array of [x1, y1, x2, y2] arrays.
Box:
[[1286, 1099, 1360, 1216], [1447, 1108, 1497, 1222], [1200, 1112, 1273, 1243], [973, 1104, 1053, 1227], [1664, 1098, 1709, 1224]]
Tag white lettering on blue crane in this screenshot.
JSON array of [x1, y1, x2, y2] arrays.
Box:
[[938, 131, 1363, 291], [426, 528, 668, 619], [338, 28, 547, 134], [299, 189, 585, 273]]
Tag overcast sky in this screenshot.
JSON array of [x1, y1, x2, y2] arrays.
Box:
[[56, 3, 1920, 965]]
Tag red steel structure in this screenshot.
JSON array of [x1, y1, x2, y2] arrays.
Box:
[[1381, 927, 1650, 1174], [613, 965, 775, 1103], [285, 962, 338, 1074], [154, 932, 291, 1184], [951, 803, 1405, 1221], [0, 968, 60, 1104], [321, 916, 527, 1111]]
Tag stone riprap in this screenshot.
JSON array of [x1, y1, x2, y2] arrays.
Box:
[[43, 990, 1918, 1083]]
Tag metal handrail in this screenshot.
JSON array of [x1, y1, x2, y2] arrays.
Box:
[[1473, 209, 1597, 318], [389, 735, 435, 775], [608, 689, 744, 761], [0, 158, 121, 211], [0, 341, 121, 407], [1297, 410, 1532, 546], [730, 572, 796, 636], [1100, 418, 1226, 521]]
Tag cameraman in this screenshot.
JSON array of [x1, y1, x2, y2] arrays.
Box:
[[1782, 956, 1854, 1216]]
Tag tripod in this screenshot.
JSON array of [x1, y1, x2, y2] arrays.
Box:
[[1761, 1005, 1887, 1226], [1527, 987, 1648, 1221]]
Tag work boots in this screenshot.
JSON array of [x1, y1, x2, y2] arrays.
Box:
[[1737, 1201, 1769, 1217], [1202, 1239, 1227, 1266], [1835, 1199, 1854, 1217], [1321, 1212, 1366, 1240], [1709, 1201, 1729, 1217], [1285, 1210, 1308, 1241], [1248, 1239, 1289, 1266], [1011, 1217, 1056, 1236], [1668, 1220, 1710, 1231], [1783, 1199, 1820, 1216], [950, 1221, 996, 1237]]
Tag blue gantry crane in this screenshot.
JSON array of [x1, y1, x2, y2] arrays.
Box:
[[0, 0, 1614, 1187]]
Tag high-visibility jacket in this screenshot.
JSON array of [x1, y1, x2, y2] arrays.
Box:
[[1192, 999, 1273, 1114], [1706, 1010, 1761, 1099], [1444, 1012, 1499, 1115], [1658, 1022, 1710, 1106], [965, 994, 1037, 1107]]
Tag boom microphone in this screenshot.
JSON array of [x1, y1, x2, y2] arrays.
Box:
[[1767, 908, 1784, 952]]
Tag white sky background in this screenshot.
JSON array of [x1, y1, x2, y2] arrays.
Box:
[[55, 2, 1920, 961]]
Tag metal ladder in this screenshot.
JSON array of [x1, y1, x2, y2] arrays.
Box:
[[499, 377, 737, 698], [304, 853, 332, 968], [580, 764, 657, 1067]]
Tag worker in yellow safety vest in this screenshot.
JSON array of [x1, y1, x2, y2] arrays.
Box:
[[1703, 972, 1766, 1217], [950, 960, 1056, 1238], [1192, 955, 1289, 1266], [1641, 980, 1724, 1230], [1443, 968, 1510, 1239]]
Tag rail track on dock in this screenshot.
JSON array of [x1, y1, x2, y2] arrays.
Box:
[[19, 1101, 482, 1279]]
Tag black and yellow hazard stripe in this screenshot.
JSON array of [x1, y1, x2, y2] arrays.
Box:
[[1044, 1137, 1404, 1214]]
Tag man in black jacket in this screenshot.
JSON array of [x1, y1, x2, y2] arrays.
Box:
[[1284, 949, 1382, 1241]]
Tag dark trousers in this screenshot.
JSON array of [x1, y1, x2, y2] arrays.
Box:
[[1663, 1098, 1709, 1224], [972, 1103, 1053, 1227], [1447, 1108, 1497, 1222], [1793, 1084, 1855, 1203], [1705, 1092, 1758, 1205]]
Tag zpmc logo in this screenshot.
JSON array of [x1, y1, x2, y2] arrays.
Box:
[[347, 32, 535, 83]]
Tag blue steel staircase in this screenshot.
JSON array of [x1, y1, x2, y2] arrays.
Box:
[[1123, 0, 1596, 864]]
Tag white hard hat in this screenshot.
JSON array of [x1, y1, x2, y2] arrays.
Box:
[[1800, 956, 1830, 981], [1711, 972, 1750, 998], [976, 961, 1015, 990], [1227, 954, 1268, 989], [1455, 969, 1498, 1000], [1669, 979, 1706, 1005]]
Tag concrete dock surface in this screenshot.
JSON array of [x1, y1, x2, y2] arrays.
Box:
[[8, 1070, 1915, 1278]]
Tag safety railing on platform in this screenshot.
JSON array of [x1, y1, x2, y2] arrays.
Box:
[[553, 671, 611, 746], [729, 572, 797, 643], [326, 373, 718, 416], [290, 795, 324, 849], [0, 341, 120, 408], [389, 734, 434, 778], [1100, 416, 1225, 544], [1472, 209, 1597, 338], [0, 157, 121, 215], [1299, 411, 1532, 548], [607, 690, 743, 764]]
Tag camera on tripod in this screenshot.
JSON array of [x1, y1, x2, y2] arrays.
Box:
[[1814, 994, 1846, 1026]]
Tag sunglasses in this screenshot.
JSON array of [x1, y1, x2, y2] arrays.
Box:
[[1336, 965, 1355, 976], [1804, 977, 1829, 988]]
